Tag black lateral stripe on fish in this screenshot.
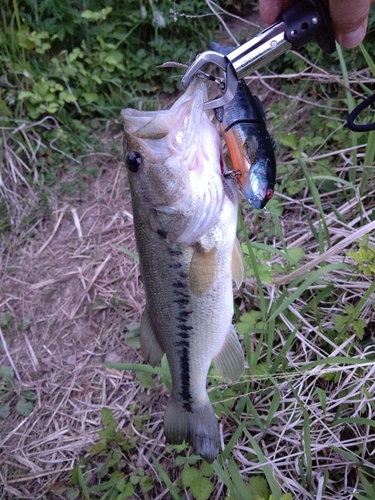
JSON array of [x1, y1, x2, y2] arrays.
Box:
[[172, 271, 194, 405], [211, 42, 277, 210]]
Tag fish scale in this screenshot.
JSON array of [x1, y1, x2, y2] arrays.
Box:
[[122, 78, 245, 463]]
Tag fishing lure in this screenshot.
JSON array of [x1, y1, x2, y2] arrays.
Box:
[[211, 43, 276, 210]]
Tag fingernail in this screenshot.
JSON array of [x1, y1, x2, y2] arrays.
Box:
[[338, 24, 366, 49]]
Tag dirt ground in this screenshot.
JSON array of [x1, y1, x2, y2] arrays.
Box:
[[0, 131, 161, 497]]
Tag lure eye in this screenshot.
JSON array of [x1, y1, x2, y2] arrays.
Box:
[[126, 151, 142, 173], [265, 188, 274, 199]]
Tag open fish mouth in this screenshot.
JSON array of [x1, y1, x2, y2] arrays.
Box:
[[122, 78, 209, 165]]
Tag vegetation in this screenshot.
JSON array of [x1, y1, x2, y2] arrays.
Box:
[[1, 0, 375, 499]]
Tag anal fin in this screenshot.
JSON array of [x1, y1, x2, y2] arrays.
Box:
[[140, 309, 164, 366], [214, 325, 244, 383]]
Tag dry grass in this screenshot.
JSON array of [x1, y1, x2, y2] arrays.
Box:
[[0, 124, 155, 498]]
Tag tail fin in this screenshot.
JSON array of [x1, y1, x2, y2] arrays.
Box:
[[164, 396, 219, 463]]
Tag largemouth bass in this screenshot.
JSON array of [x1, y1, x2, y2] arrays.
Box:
[[212, 43, 276, 210], [122, 78, 244, 463]]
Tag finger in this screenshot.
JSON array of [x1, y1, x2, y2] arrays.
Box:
[[259, 0, 296, 25], [330, 0, 372, 48]]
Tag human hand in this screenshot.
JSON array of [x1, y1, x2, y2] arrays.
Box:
[[259, 0, 375, 48]]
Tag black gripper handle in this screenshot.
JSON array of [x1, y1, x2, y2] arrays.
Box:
[[279, 0, 335, 53]]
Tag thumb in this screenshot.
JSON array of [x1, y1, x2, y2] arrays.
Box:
[[330, 0, 372, 48]]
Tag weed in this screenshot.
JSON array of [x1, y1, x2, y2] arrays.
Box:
[[66, 408, 144, 499], [0, 366, 36, 419], [1, 0, 219, 122]]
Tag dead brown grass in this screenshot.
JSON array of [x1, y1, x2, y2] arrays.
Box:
[[0, 128, 157, 498]]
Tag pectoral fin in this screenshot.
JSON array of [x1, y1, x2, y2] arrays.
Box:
[[140, 309, 164, 366], [214, 325, 244, 383], [232, 237, 244, 288], [189, 247, 217, 297]]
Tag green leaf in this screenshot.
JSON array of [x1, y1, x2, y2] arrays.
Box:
[[0, 366, 14, 380], [101, 7, 113, 20], [76, 463, 91, 500], [266, 388, 280, 427], [353, 319, 367, 339], [140, 475, 153, 493], [329, 446, 360, 464], [18, 91, 34, 100], [241, 431, 282, 499], [125, 326, 140, 349], [286, 247, 305, 263], [20, 390, 37, 401], [16, 398, 34, 416], [18, 320, 31, 331], [279, 133, 298, 149], [116, 482, 134, 499], [228, 458, 253, 499], [59, 91, 77, 103], [136, 371, 155, 389], [82, 92, 100, 104], [237, 311, 263, 335], [89, 442, 108, 455], [81, 10, 100, 21], [101, 407, 117, 431], [67, 488, 80, 500], [314, 388, 326, 414], [182, 466, 200, 487], [248, 476, 269, 499], [200, 462, 213, 477], [270, 495, 293, 500], [0, 401, 11, 419], [358, 471, 375, 500], [190, 477, 213, 500]]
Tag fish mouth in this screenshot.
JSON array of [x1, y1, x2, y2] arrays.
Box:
[[122, 77, 208, 161]]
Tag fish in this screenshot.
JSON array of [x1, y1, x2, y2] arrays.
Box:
[[122, 77, 244, 463], [211, 42, 277, 210]]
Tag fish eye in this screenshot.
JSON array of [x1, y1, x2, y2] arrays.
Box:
[[126, 151, 142, 173], [265, 188, 274, 199]]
